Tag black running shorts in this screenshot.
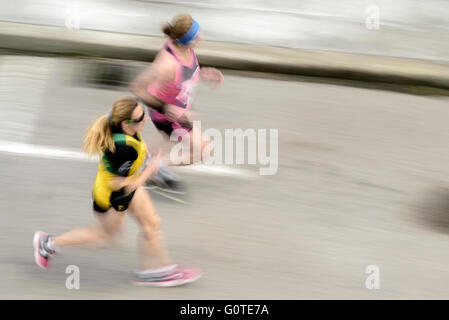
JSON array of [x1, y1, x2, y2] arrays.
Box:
[[93, 188, 136, 213]]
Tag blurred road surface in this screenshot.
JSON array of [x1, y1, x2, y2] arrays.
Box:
[[1, 55, 449, 299], [0, 0, 448, 61]]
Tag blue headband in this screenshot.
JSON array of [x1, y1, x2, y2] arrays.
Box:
[[176, 20, 200, 45]]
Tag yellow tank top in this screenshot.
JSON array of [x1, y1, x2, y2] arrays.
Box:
[[95, 132, 148, 192]]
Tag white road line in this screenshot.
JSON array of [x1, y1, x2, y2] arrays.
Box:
[[146, 188, 189, 204], [173, 164, 257, 179], [0, 140, 257, 179], [0, 140, 98, 162]]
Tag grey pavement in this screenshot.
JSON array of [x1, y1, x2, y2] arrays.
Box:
[[1, 55, 449, 299]]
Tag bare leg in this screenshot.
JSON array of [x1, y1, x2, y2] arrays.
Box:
[[128, 187, 172, 270], [154, 128, 212, 166], [52, 209, 125, 248], [189, 129, 213, 164]]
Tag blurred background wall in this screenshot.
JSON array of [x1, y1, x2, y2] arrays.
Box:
[[1, 0, 448, 60]]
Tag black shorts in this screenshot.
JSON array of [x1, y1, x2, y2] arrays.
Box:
[[141, 103, 192, 137], [152, 120, 191, 137], [93, 188, 136, 213]]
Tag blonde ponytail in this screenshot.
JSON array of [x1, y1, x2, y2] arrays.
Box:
[[82, 114, 115, 156], [83, 96, 138, 156]]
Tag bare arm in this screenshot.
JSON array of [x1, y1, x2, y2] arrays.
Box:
[[129, 66, 164, 110], [128, 54, 175, 112], [108, 152, 161, 192]]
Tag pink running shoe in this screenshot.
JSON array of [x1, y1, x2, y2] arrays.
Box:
[[133, 267, 202, 287], [33, 231, 55, 269]]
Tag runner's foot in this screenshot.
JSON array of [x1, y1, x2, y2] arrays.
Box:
[[33, 231, 56, 269], [133, 267, 202, 287], [145, 166, 186, 194]]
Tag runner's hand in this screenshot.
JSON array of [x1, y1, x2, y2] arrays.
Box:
[[143, 151, 161, 179], [128, 151, 161, 191], [200, 67, 224, 88], [177, 112, 193, 129], [164, 104, 182, 122]]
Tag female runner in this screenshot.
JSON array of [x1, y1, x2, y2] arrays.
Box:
[[129, 13, 224, 192], [33, 96, 201, 286]]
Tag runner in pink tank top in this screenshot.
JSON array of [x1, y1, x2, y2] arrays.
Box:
[[147, 40, 201, 129], [130, 14, 224, 194]]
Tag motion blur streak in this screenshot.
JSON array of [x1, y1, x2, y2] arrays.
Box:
[[1, 0, 449, 300]]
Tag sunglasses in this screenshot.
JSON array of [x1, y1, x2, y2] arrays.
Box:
[[126, 108, 145, 124]]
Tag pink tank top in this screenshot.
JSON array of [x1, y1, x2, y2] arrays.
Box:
[[147, 41, 200, 122]]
